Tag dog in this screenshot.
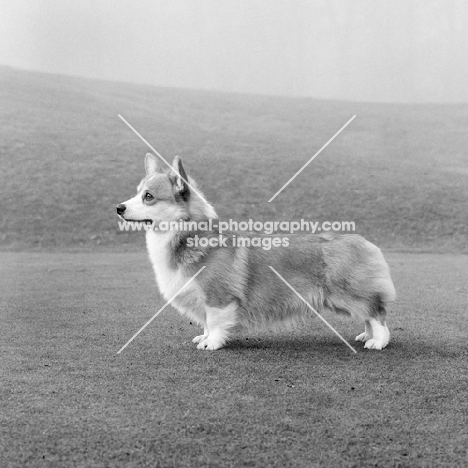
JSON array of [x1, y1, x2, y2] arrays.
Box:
[[116, 153, 395, 351]]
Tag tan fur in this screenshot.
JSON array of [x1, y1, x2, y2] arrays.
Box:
[[117, 154, 396, 351]]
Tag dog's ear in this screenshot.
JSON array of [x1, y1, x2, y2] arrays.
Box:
[[145, 153, 163, 175], [172, 156, 190, 200]]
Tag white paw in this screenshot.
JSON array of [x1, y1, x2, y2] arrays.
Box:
[[196, 335, 225, 351], [192, 334, 207, 344], [364, 338, 387, 350], [355, 332, 372, 342]]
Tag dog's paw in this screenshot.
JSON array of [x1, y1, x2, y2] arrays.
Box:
[[355, 332, 372, 342], [196, 335, 225, 351], [364, 338, 388, 350], [192, 334, 207, 344]]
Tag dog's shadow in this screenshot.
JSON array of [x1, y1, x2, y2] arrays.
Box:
[[220, 334, 467, 361], [223, 334, 358, 358]]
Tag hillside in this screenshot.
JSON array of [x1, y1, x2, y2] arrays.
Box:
[[0, 66, 467, 252]]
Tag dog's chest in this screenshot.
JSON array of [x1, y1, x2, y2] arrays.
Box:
[[146, 231, 192, 300]]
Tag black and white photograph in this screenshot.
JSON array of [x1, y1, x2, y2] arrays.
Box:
[[1, 1, 467, 466]]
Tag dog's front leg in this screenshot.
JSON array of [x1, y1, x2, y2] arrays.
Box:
[[355, 320, 373, 343], [196, 302, 238, 351]]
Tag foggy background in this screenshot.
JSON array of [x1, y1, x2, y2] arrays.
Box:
[[1, 0, 467, 103]]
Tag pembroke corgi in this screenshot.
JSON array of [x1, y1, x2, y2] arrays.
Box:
[[116, 153, 395, 351]]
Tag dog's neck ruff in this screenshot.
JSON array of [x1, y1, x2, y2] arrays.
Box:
[[146, 230, 176, 266], [145, 228, 209, 272], [145, 230, 185, 300]]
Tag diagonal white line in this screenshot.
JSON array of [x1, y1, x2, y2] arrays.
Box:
[[268, 115, 356, 202], [117, 266, 206, 354], [268, 266, 357, 354], [118, 114, 209, 204]]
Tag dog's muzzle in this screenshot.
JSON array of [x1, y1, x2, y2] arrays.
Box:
[[116, 204, 126, 215]]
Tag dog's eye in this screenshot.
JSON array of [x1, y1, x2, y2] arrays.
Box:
[[144, 192, 154, 201]]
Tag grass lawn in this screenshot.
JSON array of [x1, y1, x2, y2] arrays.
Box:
[[1, 251, 467, 467]]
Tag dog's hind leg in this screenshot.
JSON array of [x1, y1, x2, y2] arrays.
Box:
[[355, 320, 373, 343], [356, 293, 391, 350], [364, 317, 390, 350], [197, 302, 238, 351]]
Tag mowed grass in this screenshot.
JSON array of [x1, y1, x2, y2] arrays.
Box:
[[1, 251, 467, 467], [1, 66, 468, 252]]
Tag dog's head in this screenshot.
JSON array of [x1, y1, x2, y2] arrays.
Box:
[[116, 153, 216, 224]]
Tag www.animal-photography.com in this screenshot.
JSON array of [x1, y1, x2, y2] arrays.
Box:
[[1, 1, 467, 467]]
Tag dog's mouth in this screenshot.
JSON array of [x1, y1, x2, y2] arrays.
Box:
[[118, 215, 153, 224]]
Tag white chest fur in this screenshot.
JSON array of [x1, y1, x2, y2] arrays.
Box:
[[146, 230, 188, 300]]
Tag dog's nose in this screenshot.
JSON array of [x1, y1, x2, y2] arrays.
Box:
[[116, 204, 126, 215]]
